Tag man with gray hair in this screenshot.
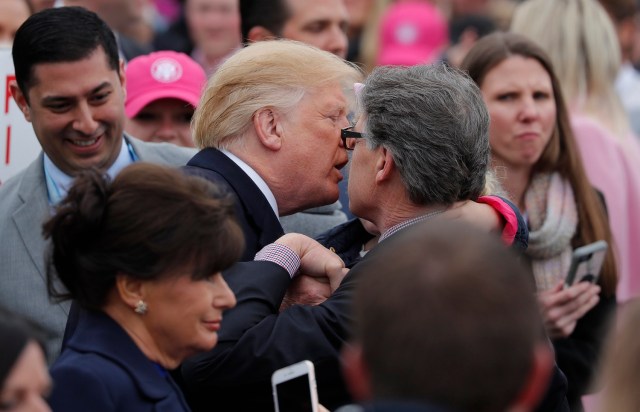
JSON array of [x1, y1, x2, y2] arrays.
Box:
[[318, 63, 527, 267], [346, 64, 495, 243]]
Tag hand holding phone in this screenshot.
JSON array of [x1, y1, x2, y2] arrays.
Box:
[[272, 360, 319, 412]]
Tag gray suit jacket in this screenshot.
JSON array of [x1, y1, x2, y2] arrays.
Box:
[[0, 136, 195, 361]]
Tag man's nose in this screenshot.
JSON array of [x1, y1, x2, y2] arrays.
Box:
[[327, 25, 348, 59], [72, 102, 99, 135]]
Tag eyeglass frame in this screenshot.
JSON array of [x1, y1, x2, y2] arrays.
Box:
[[340, 126, 364, 150]]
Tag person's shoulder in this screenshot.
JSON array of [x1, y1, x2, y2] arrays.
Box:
[[49, 350, 135, 410], [52, 349, 130, 381], [127, 135, 197, 166], [0, 159, 43, 208]]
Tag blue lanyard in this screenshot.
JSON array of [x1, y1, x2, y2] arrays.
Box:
[[44, 140, 138, 205]]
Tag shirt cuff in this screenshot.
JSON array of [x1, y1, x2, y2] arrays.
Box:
[[477, 195, 517, 245], [255, 244, 301, 278]]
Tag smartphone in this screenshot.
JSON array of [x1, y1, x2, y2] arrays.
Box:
[[564, 240, 608, 288], [272, 360, 319, 412]]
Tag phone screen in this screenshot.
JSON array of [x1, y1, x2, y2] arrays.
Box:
[[275, 375, 314, 412]]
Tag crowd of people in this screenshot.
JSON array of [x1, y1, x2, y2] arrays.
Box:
[[1, 0, 640, 411]]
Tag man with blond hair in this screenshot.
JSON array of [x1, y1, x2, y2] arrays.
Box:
[[183, 39, 362, 260]]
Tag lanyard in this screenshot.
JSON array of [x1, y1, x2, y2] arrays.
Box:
[[44, 140, 138, 206]]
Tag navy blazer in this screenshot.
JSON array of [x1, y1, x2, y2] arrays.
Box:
[[180, 256, 357, 411], [49, 311, 191, 412], [183, 148, 284, 261]]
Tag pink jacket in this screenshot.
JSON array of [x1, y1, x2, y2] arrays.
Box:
[[571, 114, 640, 301]]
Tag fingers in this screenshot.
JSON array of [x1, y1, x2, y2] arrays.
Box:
[[326, 267, 349, 293], [539, 282, 601, 338], [281, 275, 332, 310]]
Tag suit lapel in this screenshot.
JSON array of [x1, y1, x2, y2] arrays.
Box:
[[12, 155, 51, 284], [188, 148, 284, 246]]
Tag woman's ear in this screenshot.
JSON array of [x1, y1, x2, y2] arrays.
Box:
[[253, 107, 283, 151], [114, 274, 145, 310]]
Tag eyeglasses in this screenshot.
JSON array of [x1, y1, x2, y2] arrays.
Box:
[[341, 127, 364, 150]]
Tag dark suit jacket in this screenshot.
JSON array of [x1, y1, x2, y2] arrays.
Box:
[[180, 218, 568, 412], [180, 255, 361, 411], [183, 148, 284, 261], [49, 310, 191, 412]]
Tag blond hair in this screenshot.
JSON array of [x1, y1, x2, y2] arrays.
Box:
[[192, 40, 363, 149], [511, 0, 630, 137]]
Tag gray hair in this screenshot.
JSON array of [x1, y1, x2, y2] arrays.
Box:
[[360, 64, 490, 205]]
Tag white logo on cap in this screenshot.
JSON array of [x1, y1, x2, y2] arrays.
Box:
[[151, 58, 183, 83], [395, 24, 418, 45]]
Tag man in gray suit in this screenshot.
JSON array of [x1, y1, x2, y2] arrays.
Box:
[[0, 7, 194, 361]]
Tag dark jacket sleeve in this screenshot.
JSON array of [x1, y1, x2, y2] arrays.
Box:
[[553, 188, 617, 411], [553, 291, 616, 411], [179, 261, 359, 411]]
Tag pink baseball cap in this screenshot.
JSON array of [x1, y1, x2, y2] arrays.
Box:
[[377, 1, 448, 67], [125, 51, 207, 118]]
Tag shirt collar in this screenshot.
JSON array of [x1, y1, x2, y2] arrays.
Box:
[[378, 209, 446, 243], [44, 137, 134, 205], [221, 149, 279, 217]]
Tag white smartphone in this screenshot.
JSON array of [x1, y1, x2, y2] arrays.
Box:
[[271, 360, 319, 412], [564, 240, 608, 288]]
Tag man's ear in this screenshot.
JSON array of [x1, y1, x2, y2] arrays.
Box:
[[252, 107, 283, 151], [341, 343, 372, 402], [510, 343, 554, 412], [114, 274, 146, 311], [10, 82, 31, 123], [374, 147, 395, 183], [118, 59, 127, 98], [247, 26, 277, 42]]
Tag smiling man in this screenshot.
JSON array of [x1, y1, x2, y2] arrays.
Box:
[[0, 7, 195, 361]]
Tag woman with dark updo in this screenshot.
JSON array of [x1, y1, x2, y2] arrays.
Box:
[[44, 163, 244, 412]]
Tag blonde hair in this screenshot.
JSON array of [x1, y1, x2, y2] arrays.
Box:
[[511, 0, 630, 137], [192, 40, 363, 149]]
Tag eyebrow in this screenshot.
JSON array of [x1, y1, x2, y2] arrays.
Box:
[[41, 81, 112, 105]]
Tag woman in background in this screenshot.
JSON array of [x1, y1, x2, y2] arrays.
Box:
[[0, 307, 51, 412], [511, 0, 640, 303], [461, 32, 618, 412], [46, 163, 243, 411]]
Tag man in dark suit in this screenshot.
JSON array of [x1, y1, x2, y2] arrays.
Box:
[[182, 40, 362, 260], [180, 62, 532, 411]]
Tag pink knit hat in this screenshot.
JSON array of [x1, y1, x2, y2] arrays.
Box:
[[125, 51, 207, 118], [377, 1, 448, 67]]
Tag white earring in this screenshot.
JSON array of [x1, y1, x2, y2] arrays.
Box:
[[134, 300, 147, 315]]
